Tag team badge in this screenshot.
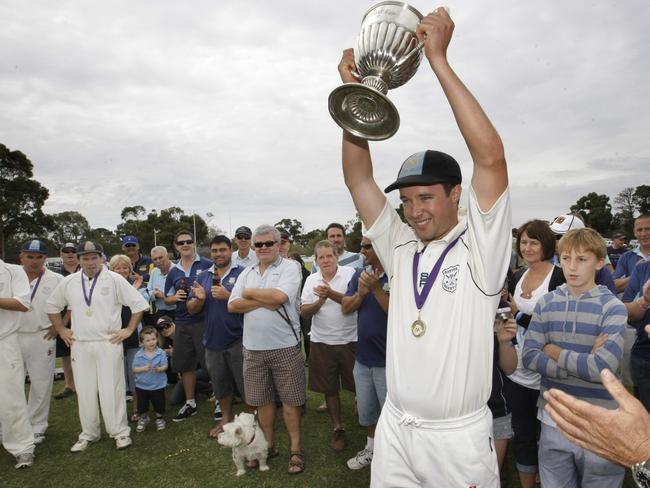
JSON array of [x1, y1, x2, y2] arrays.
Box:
[[441, 265, 460, 293], [228, 277, 236, 285]]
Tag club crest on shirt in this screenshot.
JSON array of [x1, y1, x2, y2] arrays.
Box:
[[42, 286, 52, 295], [100, 286, 110, 296], [441, 265, 460, 293], [228, 277, 236, 285]]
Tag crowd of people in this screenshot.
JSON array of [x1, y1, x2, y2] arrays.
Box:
[[2, 7, 650, 488]]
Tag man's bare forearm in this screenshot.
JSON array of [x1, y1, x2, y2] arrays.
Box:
[[0, 298, 28, 312], [243, 288, 288, 306]]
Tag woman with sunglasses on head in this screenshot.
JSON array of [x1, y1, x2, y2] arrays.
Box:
[[505, 219, 565, 488]]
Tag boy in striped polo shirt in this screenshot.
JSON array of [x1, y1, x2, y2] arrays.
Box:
[[522, 228, 627, 488]]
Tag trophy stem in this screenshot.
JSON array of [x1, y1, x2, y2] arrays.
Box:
[[361, 76, 388, 95]]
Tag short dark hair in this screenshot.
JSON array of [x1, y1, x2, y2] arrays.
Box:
[[326, 223, 345, 236], [174, 229, 194, 241], [210, 235, 231, 248], [516, 219, 556, 262], [440, 182, 455, 196]]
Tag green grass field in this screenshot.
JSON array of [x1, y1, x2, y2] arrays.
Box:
[[0, 380, 636, 487]]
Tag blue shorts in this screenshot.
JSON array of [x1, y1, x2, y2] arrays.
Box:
[[353, 361, 387, 426]]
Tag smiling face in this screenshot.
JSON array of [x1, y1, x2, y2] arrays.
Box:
[[235, 233, 251, 253], [359, 237, 379, 269], [175, 233, 196, 259], [122, 242, 139, 259], [634, 216, 650, 251], [559, 248, 604, 295], [210, 242, 232, 269], [399, 184, 460, 244], [253, 232, 279, 265], [111, 262, 131, 279], [141, 332, 158, 351], [519, 231, 544, 265]]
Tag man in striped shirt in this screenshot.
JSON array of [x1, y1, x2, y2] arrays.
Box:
[[522, 228, 627, 488]]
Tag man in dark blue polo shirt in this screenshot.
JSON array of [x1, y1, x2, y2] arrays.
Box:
[[614, 214, 650, 293], [341, 236, 389, 471], [163, 230, 212, 421], [623, 260, 650, 411], [187, 235, 248, 438], [121, 235, 154, 286]]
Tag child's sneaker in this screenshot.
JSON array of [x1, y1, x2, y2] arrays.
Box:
[[155, 417, 166, 431], [136, 415, 150, 433]]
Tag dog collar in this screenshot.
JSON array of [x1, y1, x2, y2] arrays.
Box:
[[247, 432, 256, 446]]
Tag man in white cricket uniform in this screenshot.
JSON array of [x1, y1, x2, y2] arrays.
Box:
[[17, 240, 63, 445], [338, 9, 511, 487], [0, 256, 34, 469], [46, 241, 149, 452]]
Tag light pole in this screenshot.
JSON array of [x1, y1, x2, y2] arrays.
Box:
[[153, 228, 159, 246]]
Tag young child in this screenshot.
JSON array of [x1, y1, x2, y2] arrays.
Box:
[[132, 327, 168, 432], [522, 228, 627, 487]]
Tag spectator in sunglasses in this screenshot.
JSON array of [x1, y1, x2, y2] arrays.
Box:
[[232, 226, 259, 269]]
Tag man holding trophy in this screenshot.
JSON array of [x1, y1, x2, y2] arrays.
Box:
[[337, 6, 511, 487]]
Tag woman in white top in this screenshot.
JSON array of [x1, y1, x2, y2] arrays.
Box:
[[506, 220, 565, 488]]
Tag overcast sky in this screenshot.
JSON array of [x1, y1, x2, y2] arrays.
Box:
[[2, 0, 648, 237]]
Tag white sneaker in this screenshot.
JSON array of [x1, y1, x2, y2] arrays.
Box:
[[155, 417, 166, 431], [70, 438, 97, 453], [115, 436, 132, 449], [347, 448, 373, 470], [33, 433, 46, 444], [15, 452, 34, 469], [136, 415, 150, 433]]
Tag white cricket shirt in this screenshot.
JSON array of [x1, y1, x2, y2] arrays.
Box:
[[0, 259, 31, 340], [365, 187, 511, 421], [18, 268, 63, 333], [301, 265, 357, 345], [46, 269, 149, 341]]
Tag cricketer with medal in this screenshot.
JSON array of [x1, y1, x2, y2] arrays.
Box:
[[339, 7, 511, 487], [47, 241, 149, 452]]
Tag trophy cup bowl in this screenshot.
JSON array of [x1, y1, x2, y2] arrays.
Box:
[[329, 1, 424, 141]]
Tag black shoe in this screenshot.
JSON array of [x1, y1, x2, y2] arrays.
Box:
[[173, 403, 197, 422]]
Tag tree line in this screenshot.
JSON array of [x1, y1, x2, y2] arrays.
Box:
[[2, 142, 646, 260]]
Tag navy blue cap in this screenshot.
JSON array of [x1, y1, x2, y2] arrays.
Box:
[[21, 240, 48, 255], [384, 150, 462, 193], [122, 235, 139, 245], [234, 226, 252, 238]]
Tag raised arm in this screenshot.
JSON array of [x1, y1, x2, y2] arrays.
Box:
[[418, 8, 507, 211], [339, 49, 387, 229]]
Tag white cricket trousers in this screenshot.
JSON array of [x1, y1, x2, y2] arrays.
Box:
[[0, 333, 35, 456], [18, 331, 56, 435], [371, 397, 500, 488], [71, 340, 130, 441]]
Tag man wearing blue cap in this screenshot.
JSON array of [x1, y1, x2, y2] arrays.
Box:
[[338, 8, 511, 487], [121, 235, 153, 288], [17, 240, 63, 445]]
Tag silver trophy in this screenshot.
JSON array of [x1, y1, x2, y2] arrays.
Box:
[[329, 1, 424, 141]]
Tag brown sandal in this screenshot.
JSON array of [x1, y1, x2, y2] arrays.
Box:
[[288, 451, 305, 475]]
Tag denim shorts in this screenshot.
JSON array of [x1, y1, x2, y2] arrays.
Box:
[[353, 361, 387, 426], [492, 412, 514, 440]]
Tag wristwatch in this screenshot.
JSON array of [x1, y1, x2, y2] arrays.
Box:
[[633, 459, 650, 488]]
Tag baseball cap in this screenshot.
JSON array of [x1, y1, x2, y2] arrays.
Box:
[[21, 239, 48, 255], [384, 150, 462, 193], [121, 235, 139, 245], [235, 226, 252, 238], [279, 230, 291, 242], [550, 214, 585, 235], [156, 315, 174, 329], [612, 233, 626, 240], [76, 241, 104, 256], [61, 242, 76, 252]]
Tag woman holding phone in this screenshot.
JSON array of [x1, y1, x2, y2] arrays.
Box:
[[506, 220, 565, 488]]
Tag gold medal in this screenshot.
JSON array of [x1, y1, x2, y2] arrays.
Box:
[[86, 308, 93, 317], [411, 318, 426, 337]]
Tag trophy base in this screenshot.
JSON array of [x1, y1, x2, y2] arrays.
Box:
[[328, 83, 399, 141]]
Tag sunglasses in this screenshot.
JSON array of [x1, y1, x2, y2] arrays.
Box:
[[176, 239, 194, 246], [158, 323, 173, 329], [124, 243, 137, 248], [253, 240, 277, 248], [360, 244, 373, 250], [235, 234, 251, 240]]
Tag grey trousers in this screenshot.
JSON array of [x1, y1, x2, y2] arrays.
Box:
[[539, 423, 624, 488]]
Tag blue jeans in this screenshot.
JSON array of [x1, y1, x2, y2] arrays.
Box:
[[631, 353, 650, 412], [353, 361, 387, 426]]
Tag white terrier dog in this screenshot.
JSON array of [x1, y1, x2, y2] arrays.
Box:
[[217, 412, 269, 476]]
